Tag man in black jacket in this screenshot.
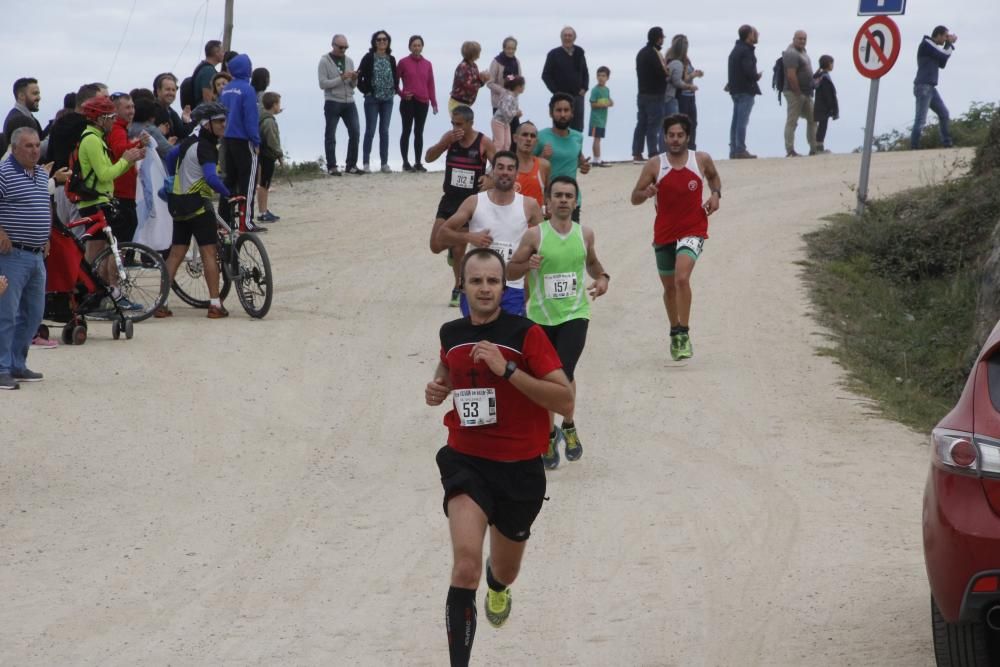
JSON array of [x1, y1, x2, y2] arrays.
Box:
[[632, 27, 666, 161], [726, 25, 762, 159], [3, 79, 44, 150], [542, 27, 589, 133]]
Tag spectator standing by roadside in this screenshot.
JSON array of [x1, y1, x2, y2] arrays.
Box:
[[812, 55, 838, 154], [4, 79, 44, 148], [542, 27, 589, 133], [319, 35, 363, 176], [911, 25, 957, 149], [489, 38, 523, 134], [665, 36, 697, 123], [211, 72, 232, 102], [154, 73, 193, 141], [633, 27, 667, 162], [588, 67, 612, 166], [257, 92, 284, 223], [782, 30, 817, 157], [726, 25, 762, 159], [187, 40, 223, 108], [0, 128, 51, 389], [491, 77, 524, 152], [106, 92, 141, 244], [46, 84, 103, 229], [449, 42, 491, 113], [676, 36, 703, 150], [397, 35, 438, 173], [358, 30, 399, 174], [251, 68, 270, 110], [219, 53, 266, 231]]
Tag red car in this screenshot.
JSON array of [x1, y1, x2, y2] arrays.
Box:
[[924, 322, 1000, 665]]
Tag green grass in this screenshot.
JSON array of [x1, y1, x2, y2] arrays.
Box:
[[803, 148, 1000, 431], [273, 157, 327, 183]]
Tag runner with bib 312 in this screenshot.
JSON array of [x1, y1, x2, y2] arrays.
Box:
[[630, 113, 721, 361], [508, 175, 609, 469]]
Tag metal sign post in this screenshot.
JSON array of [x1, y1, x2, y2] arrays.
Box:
[[853, 16, 902, 216]]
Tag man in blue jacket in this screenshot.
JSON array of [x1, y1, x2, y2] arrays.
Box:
[[911, 26, 957, 150], [219, 53, 265, 232], [726, 25, 762, 159]]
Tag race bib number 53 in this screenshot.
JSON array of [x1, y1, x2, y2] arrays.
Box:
[[453, 388, 497, 427]]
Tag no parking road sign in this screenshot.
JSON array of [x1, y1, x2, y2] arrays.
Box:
[[853, 16, 901, 79]]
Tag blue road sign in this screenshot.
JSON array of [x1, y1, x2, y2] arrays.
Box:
[[858, 0, 906, 15]]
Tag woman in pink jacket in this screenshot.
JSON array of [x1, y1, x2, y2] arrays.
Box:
[[396, 35, 439, 173]]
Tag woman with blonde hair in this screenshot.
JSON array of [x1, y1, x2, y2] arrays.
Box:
[[449, 41, 490, 112]]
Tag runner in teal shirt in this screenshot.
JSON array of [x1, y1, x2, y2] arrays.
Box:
[[533, 93, 590, 219]]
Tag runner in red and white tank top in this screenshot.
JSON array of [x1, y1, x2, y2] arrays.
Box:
[[630, 113, 722, 362]]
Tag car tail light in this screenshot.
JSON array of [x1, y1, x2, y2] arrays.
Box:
[[932, 429, 1000, 477], [974, 576, 1000, 593]]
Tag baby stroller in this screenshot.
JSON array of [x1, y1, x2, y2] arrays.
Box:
[[42, 209, 168, 344]]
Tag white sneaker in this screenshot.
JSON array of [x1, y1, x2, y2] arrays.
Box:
[[362, 163, 371, 173]]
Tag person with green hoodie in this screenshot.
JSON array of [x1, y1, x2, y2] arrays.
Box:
[[256, 92, 283, 223], [74, 96, 145, 308]]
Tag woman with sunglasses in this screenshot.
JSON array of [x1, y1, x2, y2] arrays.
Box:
[[357, 30, 399, 173]]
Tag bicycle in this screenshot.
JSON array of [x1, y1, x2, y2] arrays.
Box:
[[54, 209, 169, 343], [170, 196, 273, 318]]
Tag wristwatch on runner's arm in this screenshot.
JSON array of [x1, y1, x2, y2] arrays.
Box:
[[503, 360, 517, 380]]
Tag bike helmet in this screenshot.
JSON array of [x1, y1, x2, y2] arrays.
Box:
[[191, 102, 228, 125], [80, 96, 117, 121]]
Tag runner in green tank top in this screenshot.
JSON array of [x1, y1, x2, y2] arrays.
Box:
[[508, 176, 610, 469]]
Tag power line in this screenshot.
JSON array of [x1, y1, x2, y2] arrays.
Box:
[[172, 0, 211, 71], [106, 0, 140, 82]]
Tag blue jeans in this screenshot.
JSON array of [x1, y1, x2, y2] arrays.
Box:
[[363, 96, 394, 167], [323, 100, 360, 170], [911, 84, 952, 149], [0, 248, 46, 375], [729, 93, 756, 156], [631, 94, 665, 157], [664, 97, 679, 116]]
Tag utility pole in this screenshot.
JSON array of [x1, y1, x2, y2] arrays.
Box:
[[223, 0, 234, 53]]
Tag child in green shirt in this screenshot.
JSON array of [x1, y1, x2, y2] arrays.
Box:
[[589, 66, 613, 166]]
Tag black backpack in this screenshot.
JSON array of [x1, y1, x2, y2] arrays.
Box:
[[180, 61, 216, 110], [65, 139, 103, 204], [771, 57, 785, 105]]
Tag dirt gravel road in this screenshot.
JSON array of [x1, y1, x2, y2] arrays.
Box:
[[2, 148, 970, 665]]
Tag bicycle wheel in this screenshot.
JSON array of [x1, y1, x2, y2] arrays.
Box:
[[233, 233, 273, 318], [91, 242, 169, 323], [171, 242, 232, 308]]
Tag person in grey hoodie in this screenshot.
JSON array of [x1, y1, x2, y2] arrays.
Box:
[[318, 34, 363, 176]]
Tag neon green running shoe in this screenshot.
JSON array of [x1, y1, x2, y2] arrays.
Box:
[[670, 334, 682, 361], [676, 333, 693, 360], [543, 427, 561, 470], [485, 586, 512, 628], [563, 425, 583, 461], [449, 288, 460, 308]]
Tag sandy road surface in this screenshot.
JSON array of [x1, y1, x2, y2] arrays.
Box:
[[1, 148, 970, 665]]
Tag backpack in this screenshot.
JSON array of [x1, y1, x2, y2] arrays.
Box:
[[771, 57, 784, 105], [180, 61, 215, 110], [64, 137, 103, 204]]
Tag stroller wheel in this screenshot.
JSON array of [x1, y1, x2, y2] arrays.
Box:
[[61, 324, 74, 345], [124, 319, 134, 340], [73, 325, 87, 345], [112, 320, 121, 340]]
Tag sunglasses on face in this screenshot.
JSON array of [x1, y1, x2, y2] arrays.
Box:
[[109, 92, 128, 101], [520, 133, 537, 138], [334, 43, 348, 49], [376, 37, 388, 42]]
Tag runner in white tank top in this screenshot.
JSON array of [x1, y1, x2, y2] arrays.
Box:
[[435, 152, 544, 315]]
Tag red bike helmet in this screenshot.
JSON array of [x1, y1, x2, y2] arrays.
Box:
[[80, 96, 117, 121]]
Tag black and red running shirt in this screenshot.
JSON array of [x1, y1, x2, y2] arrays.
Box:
[[439, 311, 563, 461], [442, 132, 486, 200]]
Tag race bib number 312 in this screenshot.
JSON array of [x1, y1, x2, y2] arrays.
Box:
[[450, 168, 475, 190], [453, 388, 497, 427]]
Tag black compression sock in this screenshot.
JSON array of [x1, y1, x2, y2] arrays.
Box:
[[678, 325, 690, 334], [485, 563, 507, 593], [670, 326, 681, 337], [561, 420, 575, 430], [446, 586, 477, 667]]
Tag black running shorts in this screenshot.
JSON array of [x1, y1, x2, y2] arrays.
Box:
[[436, 194, 468, 223], [540, 318, 589, 382], [172, 209, 218, 247], [436, 445, 546, 542]]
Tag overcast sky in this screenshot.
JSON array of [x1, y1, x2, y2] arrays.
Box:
[[4, 0, 997, 166]]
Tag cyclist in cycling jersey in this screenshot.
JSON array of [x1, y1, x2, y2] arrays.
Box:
[[158, 102, 233, 319]]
